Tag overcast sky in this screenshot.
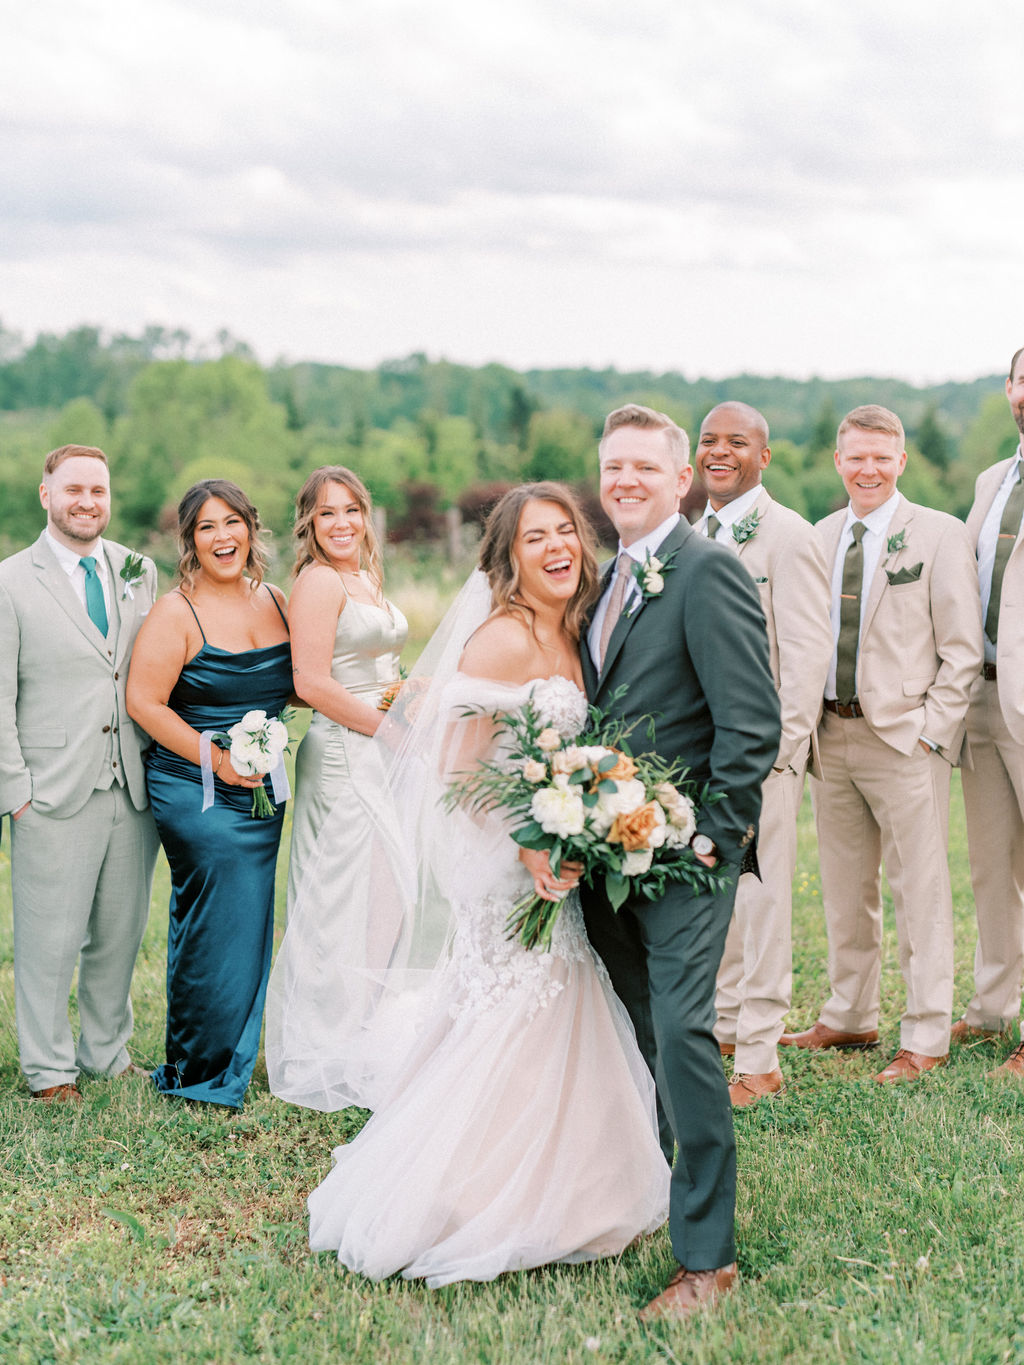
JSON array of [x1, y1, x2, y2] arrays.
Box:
[[2, 0, 1021, 382]]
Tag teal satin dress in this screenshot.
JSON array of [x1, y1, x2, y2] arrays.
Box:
[[146, 594, 291, 1108]]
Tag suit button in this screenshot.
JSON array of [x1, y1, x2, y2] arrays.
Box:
[[114, 671, 119, 680], [102, 725, 111, 734], [112, 761, 118, 769]]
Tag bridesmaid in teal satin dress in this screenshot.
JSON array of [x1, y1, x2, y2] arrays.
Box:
[[127, 480, 291, 1108], [281, 467, 406, 915]]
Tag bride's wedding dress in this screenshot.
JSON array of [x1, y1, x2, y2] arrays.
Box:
[[267, 577, 668, 1287]]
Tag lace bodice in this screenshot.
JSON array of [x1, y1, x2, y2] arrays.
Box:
[[441, 674, 603, 1019]]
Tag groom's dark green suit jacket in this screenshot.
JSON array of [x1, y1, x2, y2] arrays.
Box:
[[579, 513, 780, 1270], [581, 516, 780, 865]]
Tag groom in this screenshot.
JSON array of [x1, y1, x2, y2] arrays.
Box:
[[580, 404, 781, 1321]]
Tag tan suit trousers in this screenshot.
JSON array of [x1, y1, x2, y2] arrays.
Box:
[[812, 712, 954, 1057], [960, 675, 1024, 1029], [715, 764, 802, 1074]]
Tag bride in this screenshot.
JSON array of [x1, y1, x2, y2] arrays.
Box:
[[265, 482, 669, 1287]]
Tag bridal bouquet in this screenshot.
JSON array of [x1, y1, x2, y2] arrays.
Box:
[[216, 709, 292, 818], [445, 677, 728, 949]]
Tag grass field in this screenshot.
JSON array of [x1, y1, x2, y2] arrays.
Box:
[[3, 613, 1024, 1361]]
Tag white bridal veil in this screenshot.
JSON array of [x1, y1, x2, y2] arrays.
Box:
[[265, 569, 523, 1112]]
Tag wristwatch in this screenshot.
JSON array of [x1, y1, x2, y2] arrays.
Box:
[[690, 833, 717, 859]]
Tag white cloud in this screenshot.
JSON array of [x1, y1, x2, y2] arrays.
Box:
[[1, 0, 1022, 379]]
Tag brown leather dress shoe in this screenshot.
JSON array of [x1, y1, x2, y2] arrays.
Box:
[[874, 1049, 947, 1083], [116, 1063, 151, 1078], [30, 1083, 83, 1104], [638, 1263, 737, 1323], [988, 1042, 1024, 1078], [729, 1069, 784, 1108], [779, 1020, 879, 1050], [950, 1018, 1009, 1044]]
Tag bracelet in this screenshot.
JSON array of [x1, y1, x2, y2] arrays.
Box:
[[213, 747, 225, 774]]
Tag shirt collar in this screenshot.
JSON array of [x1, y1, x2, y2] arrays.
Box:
[[700, 484, 761, 528], [617, 511, 681, 565], [842, 489, 901, 538], [45, 530, 108, 577]]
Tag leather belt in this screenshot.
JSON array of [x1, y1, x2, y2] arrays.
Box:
[[823, 698, 864, 719], [983, 663, 998, 681]]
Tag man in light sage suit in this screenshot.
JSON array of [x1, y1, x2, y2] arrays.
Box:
[[0, 445, 159, 1102]]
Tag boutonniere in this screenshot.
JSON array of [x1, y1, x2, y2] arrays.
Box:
[[885, 530, 907, 562], [732, 509, 761, 545], [628, 549, 678, 615], [119, 552, 145, 600]]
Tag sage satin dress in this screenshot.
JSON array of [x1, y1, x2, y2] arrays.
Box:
[[286, 596, 407, 914]]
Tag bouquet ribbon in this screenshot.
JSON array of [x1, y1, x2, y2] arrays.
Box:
[[198, 730, 291, 812]]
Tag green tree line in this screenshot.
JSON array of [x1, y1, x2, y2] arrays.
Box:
[[0, 322, 1018, 561]]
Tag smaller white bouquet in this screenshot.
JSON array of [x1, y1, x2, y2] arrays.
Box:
[[216, 709, 292, 818]]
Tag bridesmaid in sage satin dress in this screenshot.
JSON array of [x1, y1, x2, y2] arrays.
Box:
[[126, 480, 291, 1108], [283, 467, 407, 915]]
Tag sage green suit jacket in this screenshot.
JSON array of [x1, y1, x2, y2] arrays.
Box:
[[0, 532, 157, 818]]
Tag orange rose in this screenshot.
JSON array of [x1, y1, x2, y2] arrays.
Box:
[[377, 680, 403, 712], [607, 801, 661, 851], [593, 749, 637, 785]]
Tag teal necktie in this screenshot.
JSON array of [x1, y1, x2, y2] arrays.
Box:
[[79, 556, 109, 636]]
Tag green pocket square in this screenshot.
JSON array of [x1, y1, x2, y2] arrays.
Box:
[[885, 562, 924, 586]]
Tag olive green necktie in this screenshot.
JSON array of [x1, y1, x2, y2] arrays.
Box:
[[835, 521, 867, 705], [79, 556, 109, 636], [706, 514, 721, 540], [984, 475, 1024, 645]]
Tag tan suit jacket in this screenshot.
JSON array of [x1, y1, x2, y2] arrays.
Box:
[[966, 457, 1024, 744], [733, 488, 833, 772], [817, 495, 983, 761], [0, 532, 157, 817]]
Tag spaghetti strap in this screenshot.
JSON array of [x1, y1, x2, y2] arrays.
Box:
[[175, 591, 207, 644], [266, 586, 290, 634]]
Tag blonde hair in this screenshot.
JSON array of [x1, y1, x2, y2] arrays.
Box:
[[292, 466, 384, 599], [175, 479, 269, 594], [478, 482, 600, 642], [599, 404, 690, 470], [836, 404, 905, 448]]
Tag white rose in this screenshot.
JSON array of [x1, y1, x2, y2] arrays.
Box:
[[239, 710, 268, 732], [536, 728, 562, 752], [589, 777, 647, 837], [647, 556, 663, 573], [265, 719, 289, 752], [662, 823, 690, 848], [230, 738, 265, 775], [523, 759, 547, 783], [531, 786, 586, 838], [622, 849, 653, 875], [551, 746, 587, 776], [644, 571, 664, 595]]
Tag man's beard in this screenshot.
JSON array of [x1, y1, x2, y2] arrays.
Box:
[[50, 509, 110, 544]]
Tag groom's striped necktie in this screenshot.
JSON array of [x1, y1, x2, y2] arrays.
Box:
[[598, 553, 633, 669]]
